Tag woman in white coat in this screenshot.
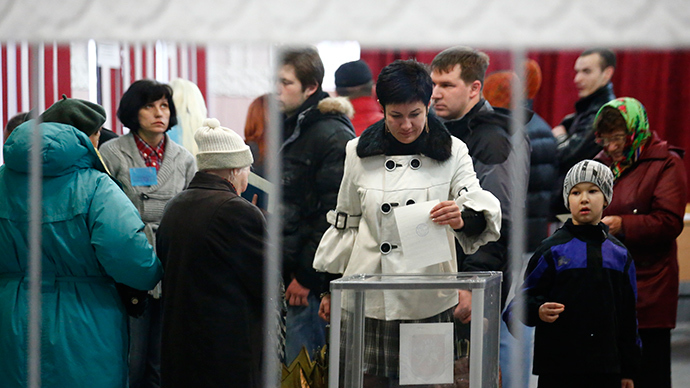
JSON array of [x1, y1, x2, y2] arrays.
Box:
[[313, 60, 501, 387]]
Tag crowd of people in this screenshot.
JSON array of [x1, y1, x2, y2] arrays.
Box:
[[0, 45, 686, 388]]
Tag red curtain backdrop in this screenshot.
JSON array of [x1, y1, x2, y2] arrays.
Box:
[[361, 49, 690, 201]]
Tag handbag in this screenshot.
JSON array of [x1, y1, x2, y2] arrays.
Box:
[[115, 282, 149, 318]]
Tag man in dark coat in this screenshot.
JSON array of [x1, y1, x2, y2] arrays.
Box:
[[430, 46, 531, 311], [551, 48, 616, 214], [157, 118, 266, 388], [277, 47, 356, 365]]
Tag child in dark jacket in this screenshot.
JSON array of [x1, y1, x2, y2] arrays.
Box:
[[504, 159, 641, 388]]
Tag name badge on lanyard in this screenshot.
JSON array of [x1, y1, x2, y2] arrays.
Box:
[[130, 167, 158, 186]]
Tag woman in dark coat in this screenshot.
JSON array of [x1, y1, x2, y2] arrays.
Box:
[[156, 118, 266, 388], [594, 97, 687, 388]]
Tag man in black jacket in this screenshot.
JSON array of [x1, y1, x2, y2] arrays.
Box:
[[551, 48, 616, 214], [430, 46, 531, 315], [277, 47, 355, 364]]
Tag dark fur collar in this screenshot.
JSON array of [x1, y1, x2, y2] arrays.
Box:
[[356, 114, 452, 161]]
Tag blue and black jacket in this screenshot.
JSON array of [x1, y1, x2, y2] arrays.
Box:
[[504, 219, 641, 379]]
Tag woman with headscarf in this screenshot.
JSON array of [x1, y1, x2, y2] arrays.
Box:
[[313, 60, 501, 387], [594, 97, 687, 388]]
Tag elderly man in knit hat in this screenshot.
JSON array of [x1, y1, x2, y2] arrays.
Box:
[[334, 59, 383, 136], [156, 118, 266, 388]]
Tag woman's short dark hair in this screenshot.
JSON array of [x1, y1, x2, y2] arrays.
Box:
[[376, 60, 433, 108], [117, 79, 178, 133], [595, 106, 627, 135]]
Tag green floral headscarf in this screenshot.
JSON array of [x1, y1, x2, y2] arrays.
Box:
[[594, 97, 652, 179]]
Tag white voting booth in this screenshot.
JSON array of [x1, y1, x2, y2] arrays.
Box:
[[2, 1, 688, 387]]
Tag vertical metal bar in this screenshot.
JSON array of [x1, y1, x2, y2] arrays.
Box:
[[507, 47, 529, 388], [347, 290, 365, 388], [469, 288, 485, 388], [328, 289, 342, 388], [261, 45, 283, 388], [27, 42, 43, 388]]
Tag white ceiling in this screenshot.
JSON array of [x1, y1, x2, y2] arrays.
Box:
[[1, 0, 689, 49]]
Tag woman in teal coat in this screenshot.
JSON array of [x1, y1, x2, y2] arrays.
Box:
[[0, 97, 162, 387]]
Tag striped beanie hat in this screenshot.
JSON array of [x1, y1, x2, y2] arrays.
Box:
[[563, 159, 614, 209]]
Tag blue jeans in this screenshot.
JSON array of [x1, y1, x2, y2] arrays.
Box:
[[284, 291, 327, 365], [500, 252, 537, 388], [500, 317, 535, 388], [129, 297, 162, 388]]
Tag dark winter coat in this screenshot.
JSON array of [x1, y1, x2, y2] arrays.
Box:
[[525, 112, 558, 252], [556, 83, 615, 174], [596, 134, 687, 329], [157, 172, 266, 388], [443, 99, 531, 306], [506, 220, 641, 379], [281, 91, 355, 291], [552, 84, 615, 214]]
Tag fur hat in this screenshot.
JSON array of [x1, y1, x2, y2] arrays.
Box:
[[194, 118, 253, 171], [39, 95, 106, 136], [563, 159, 614, 209], [335, 59, 373, 87]]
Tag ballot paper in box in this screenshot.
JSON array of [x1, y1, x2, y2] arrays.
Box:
[[241, 172, 275, 213]]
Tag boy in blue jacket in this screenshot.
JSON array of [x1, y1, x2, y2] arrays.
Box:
[[504, 159, 641, 388]]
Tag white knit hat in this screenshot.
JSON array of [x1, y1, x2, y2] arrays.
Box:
[[563, 159, 614, 209], [194, 118, 253, 171]]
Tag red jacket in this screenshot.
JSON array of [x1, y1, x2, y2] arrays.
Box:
[[596, 134, 687, 329], [349, 96, 383, 136]]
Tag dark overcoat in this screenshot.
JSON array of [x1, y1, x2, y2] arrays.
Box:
[[157, 172, 266, 388]]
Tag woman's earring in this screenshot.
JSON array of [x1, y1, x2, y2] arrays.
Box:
[[425, 118, 430, 133], [385, 122, 390, 133]]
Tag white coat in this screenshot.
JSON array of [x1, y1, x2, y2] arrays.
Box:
[[314, 117, 501, 320]]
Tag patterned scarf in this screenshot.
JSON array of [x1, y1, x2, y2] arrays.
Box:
[[594, 97, 652, 179]]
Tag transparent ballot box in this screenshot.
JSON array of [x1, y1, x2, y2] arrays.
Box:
[[328, 272, 502, 388]]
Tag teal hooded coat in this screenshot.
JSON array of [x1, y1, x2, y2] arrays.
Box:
[[0, 121, 162, 387]]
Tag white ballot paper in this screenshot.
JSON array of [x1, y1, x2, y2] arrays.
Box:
[[399, 322, 454, 385], [394, 199, 454, 271]]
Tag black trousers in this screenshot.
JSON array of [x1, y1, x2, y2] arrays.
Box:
[[637, 328, 672, 388]]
